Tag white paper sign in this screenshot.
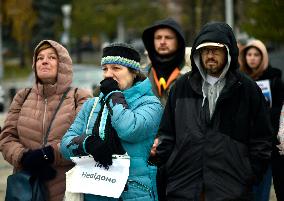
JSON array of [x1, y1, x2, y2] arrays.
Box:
[[256, 79, 272, 108], [66, 155, 130, 198]]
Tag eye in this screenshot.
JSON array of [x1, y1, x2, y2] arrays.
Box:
[[165, 36, 174, 40], [154, 35, 162, 40], [101, 67, 107, 72], [36, 56, 43, 61], [49, 55, 58, 60], [112, 66, 122, 71]]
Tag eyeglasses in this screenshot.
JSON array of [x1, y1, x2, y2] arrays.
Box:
[[200, 47, 225, 55]]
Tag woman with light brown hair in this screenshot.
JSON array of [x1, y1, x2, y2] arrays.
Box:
[[0, 40, 91, 201]]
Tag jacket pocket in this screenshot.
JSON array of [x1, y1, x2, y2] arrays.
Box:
[[222, 134, 254, 183]]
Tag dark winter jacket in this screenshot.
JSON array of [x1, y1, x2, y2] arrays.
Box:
[[156, 22, 273, 201], [258, 67, 284, 137]]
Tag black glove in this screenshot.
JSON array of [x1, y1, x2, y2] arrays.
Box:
[[21, 146, 55, 175], [38, 165, 57, 181], [100, 77, 120, 96], [100, 78, 128, 111], [85, 135, 113, 169], [67, 134, 88, 156]]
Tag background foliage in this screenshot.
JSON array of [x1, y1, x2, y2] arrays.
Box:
[[1, 0, 283, 70]]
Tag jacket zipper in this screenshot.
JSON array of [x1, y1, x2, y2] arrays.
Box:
[[42, 98, 48, 146]]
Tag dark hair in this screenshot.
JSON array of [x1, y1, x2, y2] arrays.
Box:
[[128, 69, 146, 83]]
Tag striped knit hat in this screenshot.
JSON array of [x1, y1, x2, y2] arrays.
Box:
[[101, 43, 141, 71]]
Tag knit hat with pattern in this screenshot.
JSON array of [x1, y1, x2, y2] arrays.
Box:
[[101, 43, 141, 71]]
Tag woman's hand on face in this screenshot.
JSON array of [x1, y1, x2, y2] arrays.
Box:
[[100, 77, 120, 96]]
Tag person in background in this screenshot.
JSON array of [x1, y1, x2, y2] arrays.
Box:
[[142, 17, 191, 201], [155, 22, 273, 201], [142, 17, 191, 106], [0, 40, 91, 201], [239, 39, 284, 201], [60, 43, 163, 201]]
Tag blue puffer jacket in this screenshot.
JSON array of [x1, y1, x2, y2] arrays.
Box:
[[61, 78, 163, 201]]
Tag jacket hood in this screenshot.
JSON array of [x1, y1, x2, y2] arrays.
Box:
[[142, 18, 185, 69], [239, 39, 269, 80], [32, 40, 73, 94], [190, 22, 239, 74]]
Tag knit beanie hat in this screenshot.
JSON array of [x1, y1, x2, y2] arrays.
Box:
[[101, 43, 141, 71]]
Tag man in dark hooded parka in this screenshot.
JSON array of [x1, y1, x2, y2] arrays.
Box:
[[156, 22, 273, 201]]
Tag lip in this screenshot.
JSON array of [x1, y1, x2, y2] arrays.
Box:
[[40, 68, 51, 72], [158, 47, 168, 50], [206, 61, 216, 65]]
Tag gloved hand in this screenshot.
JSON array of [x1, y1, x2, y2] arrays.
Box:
[[100, 78, 128, 110], [38, 165, 57, 181], [21, 145, 54, 173], [85, 135, 113, 169], [66, 134, 88, 156], [100, 78, 120, 96]]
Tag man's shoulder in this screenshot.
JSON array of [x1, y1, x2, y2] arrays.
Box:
[[175, 72, 191, 88]]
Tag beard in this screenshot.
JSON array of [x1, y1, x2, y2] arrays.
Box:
[[205, 67, 223, 77], [202, 57, 226, 77]]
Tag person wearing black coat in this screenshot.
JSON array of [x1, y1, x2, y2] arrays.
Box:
[[156, 22, 273, 201], [239, 39, 284, 201]]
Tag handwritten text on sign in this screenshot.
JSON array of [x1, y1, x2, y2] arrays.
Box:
[[66, 155, 130, 198]]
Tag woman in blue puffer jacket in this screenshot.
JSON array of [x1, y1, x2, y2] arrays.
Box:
[[60, 43, 163, 201]]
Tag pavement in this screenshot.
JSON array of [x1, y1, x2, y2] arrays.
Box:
[[0, 154, 12, 201]]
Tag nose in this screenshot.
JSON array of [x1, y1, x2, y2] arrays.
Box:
[[207, 50, 214, 57], [103, 69, 114, 78], [160, 37, 166, 44], [42, 56, 49, 64]]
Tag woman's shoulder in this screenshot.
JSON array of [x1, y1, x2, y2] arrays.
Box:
[[13, 88, 33, 104], [262, 66, 282, 80], [132, 93, 163, 111]]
